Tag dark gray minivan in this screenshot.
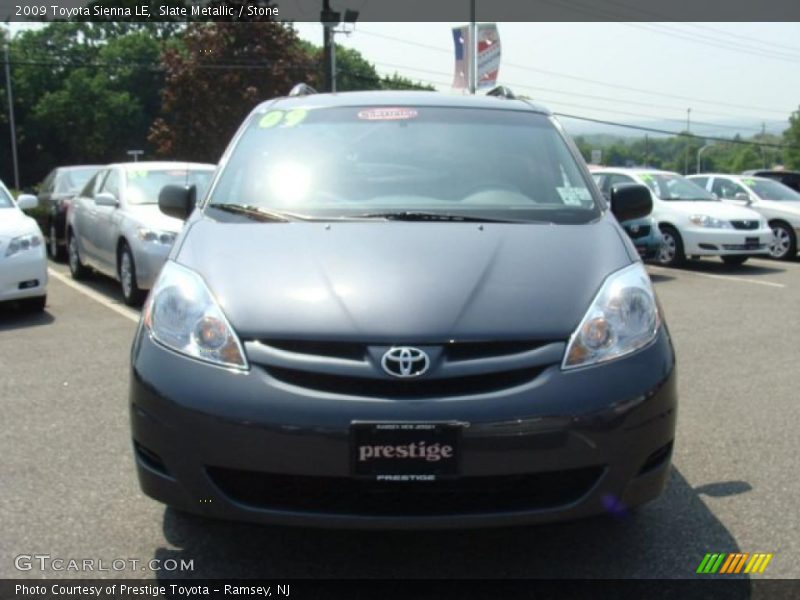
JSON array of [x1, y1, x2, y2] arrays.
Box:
[[130, 90, 676, 528]]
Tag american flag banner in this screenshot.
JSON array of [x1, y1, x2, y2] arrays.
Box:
[[451, 23, 502, 91]]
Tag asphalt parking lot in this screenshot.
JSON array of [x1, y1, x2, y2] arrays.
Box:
[[2, 256, 799, 580]]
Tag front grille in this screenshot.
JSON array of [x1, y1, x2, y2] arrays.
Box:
[[625, 224, 651, 239], [730, 220, 760, 230], [207, 466, 604, 516], [259, 339, 549, 363], [265, 365, 546, 399]]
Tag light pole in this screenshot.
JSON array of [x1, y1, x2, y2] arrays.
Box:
[[684, 107, 691, 175], [697, 143, 714, 174], [4, 30, 20, 191], [469, 0, 477, 94]]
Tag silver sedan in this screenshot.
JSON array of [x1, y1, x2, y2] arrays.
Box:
[[66, 162, 215, 305]]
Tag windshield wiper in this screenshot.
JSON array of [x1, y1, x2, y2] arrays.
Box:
[[356, 211, 522, 223], [207, 203, 314, 222]]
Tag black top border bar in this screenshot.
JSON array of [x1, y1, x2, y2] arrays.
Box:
[[2, 0, 800, 23]]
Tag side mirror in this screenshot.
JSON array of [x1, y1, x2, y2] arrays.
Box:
[[610, 183, 652, 222], [16, 194, 38, 210], [159, 184, 196, 220], [734, 192, 752, 204], [95, 192, 119, 207]]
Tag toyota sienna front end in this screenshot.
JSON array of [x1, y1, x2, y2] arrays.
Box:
[[129, 90, 677, 528]]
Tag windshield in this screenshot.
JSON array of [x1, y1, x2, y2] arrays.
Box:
[[639, 173, 716, 201], [57, 167, 100, 194], [743, 178, 800, 201], [0, 184, 13, 209], [126, 168, 214, 205], [207, 106, 600, 224]]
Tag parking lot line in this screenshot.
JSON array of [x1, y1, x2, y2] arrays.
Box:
[[646, 265, 786, 289], [47, 268, 140, 323]]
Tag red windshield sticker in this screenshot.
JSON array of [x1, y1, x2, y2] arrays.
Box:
[[357, 107, 419, 121]]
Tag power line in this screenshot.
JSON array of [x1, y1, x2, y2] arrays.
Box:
[[355, 27, 796, 116], [372, 60, 773, 133]]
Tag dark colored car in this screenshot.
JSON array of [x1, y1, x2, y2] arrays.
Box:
[[130, 90, 676, 528], [742, 169, 800, 193], [27, 165, 102, 260]]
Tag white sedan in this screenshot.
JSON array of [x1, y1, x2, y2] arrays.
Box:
[[591, 168, 772, 267], [688, 173, 800, 260], [0, 181, 47, 311]]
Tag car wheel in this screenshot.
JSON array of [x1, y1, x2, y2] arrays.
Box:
[[119, 244, 146, 306], [68, 233, 89, 280], [721, 256, 748, 266], [49, 223, 65, 261], [768, 222, 797, 261], [23, 295, 47, 312], [657, 226, 685, 267]]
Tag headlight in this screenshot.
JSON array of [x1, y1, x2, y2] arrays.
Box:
[[688, 215, 733, 229], [142, 261, 248, 370], [5, 233, 42, 257], [137, 228, 177, 245], [563, 263, 660, 370]]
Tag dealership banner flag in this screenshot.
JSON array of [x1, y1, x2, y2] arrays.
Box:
[[451, 23, 502, 90]]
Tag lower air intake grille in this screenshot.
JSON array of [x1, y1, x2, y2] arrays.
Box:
[[207, 466, 604, 516]]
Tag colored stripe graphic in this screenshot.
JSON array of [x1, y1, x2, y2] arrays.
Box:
[[698, 553, 773, 574]]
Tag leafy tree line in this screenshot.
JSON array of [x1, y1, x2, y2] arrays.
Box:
[[0, 21, 432, 188], [574, 130, 791, 175]]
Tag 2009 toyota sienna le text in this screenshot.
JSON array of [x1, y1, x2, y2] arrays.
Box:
[[129, 90, 677, 528]]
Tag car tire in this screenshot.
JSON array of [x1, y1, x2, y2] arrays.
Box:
[[768, 221, 797, 261], [23, 295, 47, 312], [657, 226, 686, 267], [68, 232, 90, 280], [48, 222, 65, 261], [721, 255, 748, 266], [119, 243, 146, 306]]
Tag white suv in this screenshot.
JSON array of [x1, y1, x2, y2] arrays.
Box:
[[592, 168, 772, 266], [688, 173, 800, 260]]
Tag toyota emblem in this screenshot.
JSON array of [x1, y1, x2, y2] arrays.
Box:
[[381, 347, 430, 378]]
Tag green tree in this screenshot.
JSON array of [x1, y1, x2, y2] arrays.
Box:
[[8, 23, 169, 186], [148, 22, 317, 161], [783, 106, 800, 169]]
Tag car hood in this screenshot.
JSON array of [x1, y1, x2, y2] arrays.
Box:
[[0, 209, 39, 242], [661, 200, 761, 220], [125, 204, 184, 232], [758, 200, 800, 217], [175, 215, 634, 342]]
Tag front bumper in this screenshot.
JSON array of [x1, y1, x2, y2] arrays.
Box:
[[130, 328, 677, 528], [0, 246, 48, 303], [131, 241, 172, 290], [681, 226, 772, 256]]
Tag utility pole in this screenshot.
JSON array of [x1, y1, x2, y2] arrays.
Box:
[[321, 0, 339, 93], [468, 0, 477, 94], [4, 36, 20, 191], [644, 134, 649, 167], [684, 108, 691, 175]]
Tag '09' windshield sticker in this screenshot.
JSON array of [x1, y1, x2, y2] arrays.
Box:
[[258, 109, 309, 129], [357, 107, 419, 121], [258, 111, 284, 129]]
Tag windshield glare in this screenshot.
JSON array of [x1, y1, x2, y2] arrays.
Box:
[[207, 106, 599, 224], [744, 178, 800, 201], [640, 173, 716, 201], [126, 169, 214, 205]]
